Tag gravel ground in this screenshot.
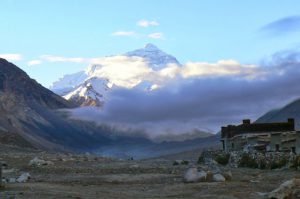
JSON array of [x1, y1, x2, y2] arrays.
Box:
[[0, 147, 300, 199]]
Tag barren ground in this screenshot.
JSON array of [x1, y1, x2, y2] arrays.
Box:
[[1, 145, 300, 199]]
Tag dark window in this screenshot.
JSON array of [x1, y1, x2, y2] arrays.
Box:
[[222, 140, 225, 150], [275, 144, 279, 152], [292, 147, 296, 154], [231, 143, 234, 149]]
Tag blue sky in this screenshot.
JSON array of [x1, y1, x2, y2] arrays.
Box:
[[1, 0, 300, 87]]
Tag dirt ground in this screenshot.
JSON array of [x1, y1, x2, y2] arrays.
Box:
[[1, 147, 300, 199]]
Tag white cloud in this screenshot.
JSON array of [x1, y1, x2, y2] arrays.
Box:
[[37, 54, 263, 90], [181, 60, 261, 79], [148, 32, 164, 39], [82, 56, 263, 90], [111, 31, 136, 37], [86, 56, 153, 89], [40, 55, 85, 63], [137, 20, 159, 27], [28, 60, 42, 66], [0, 54, 22, 61]]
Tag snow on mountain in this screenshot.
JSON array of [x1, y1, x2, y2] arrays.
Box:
[[63, 77, 109, 107], [51, 44, 181, 107], [50, 71, 88, 95], [125, 43, 180, 70]]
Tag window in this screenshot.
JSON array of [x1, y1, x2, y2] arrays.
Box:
[[292, 147, 296, 154], [275, 144, 279, 152]]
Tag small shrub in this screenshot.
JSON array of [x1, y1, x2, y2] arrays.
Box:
[[215, 154, 230, 165], [197, 155, 205, 164], [258, 159, 267, 170], [181, 160, 189, 165], [238, 153, 258, 168], [291, 156, 300, 170], [270, 158, 288, 170], [173, 161, 180, 166]]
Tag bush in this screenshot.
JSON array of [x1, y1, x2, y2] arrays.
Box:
[[197, 155, 205, 164], [258, 159, 267, 170], [238, 153, 258, 168], [270, 158, 288, 170], [215, 154, 230, 166], [181, 160, 189, 165], [291, 156, 300, 170]]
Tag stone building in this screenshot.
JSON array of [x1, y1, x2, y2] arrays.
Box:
[[221, 118, 300, 154]]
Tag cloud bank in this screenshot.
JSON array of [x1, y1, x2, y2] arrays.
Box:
[[68, 49, 300, 140]]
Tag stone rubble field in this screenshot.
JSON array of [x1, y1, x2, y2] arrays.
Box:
[[0, 149, 300, 199]]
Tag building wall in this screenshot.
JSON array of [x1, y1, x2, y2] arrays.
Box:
[[296, 131, 300, 154], [270, 133, 281, 152]]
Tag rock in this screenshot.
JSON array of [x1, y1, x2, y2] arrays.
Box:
[[268, 178, 300, 199], [208, 165, 221, 174], [206, 171, 213, 182], [129, 164, 139, 169], [3, 168, 16, 174], [184, 168, 206, 183], [8, 178, 16, 183], [222, 171, 232, 181], [213, 173, 226, 182], [16, 173, 31, 183], [173, 160, 182, 165], [197, 171, 207, 182], [173, 160, 189, 166], [29, 157, 53, 167]]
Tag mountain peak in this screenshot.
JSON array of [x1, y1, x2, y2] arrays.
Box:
[[125, 44, 180, 70], [144, 43, 160, 51]]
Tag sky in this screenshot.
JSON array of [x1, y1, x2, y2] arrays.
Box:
[[1, 0, 300, 87], [1, 0, 300, 137]]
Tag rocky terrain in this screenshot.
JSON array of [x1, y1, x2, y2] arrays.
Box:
[[0, 144, 300, 199]]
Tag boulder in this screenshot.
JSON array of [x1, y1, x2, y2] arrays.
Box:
[[213, 173, 226, 182], [222, 171, 232, 181], [184, 168, 206, 183], [8, 178, 16, 183], [173, 160, 189, 166], [206, 171, 213, 182], [268, 178, 300, 199], [16, 173, 31, 183], [29, 157, 53, 167]]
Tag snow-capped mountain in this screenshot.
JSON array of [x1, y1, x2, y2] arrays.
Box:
[[51, 44, 181, 107], [126, 43, 180, 70], [50, 71, 88, 95], [63, 77, 109, 107]]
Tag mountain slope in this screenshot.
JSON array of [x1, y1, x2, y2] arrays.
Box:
[[0, 58, 110, 150], [51, 43, 181, 107], [256, 98, 300, 129]]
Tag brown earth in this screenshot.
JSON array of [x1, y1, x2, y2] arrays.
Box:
[[0, 145, 300, 199]]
